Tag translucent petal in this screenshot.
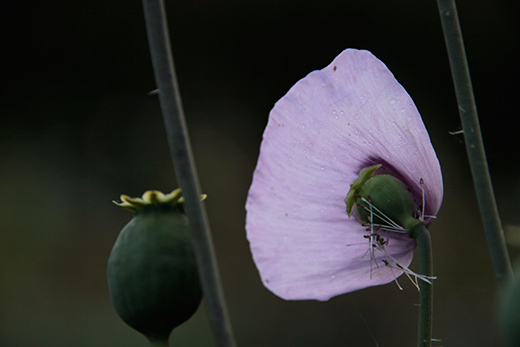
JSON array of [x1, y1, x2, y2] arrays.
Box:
[[246, 49, 443, 301]]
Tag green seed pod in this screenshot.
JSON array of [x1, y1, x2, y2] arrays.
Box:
[[107, 189, 202, 344], [346, 164, 418, 230]]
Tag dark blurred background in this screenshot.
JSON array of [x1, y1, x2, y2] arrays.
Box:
[[1, 0, 519, 346]]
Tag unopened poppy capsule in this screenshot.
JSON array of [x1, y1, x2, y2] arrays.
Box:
[[346, 164, 419, 231], [107, 189, 202, 344]]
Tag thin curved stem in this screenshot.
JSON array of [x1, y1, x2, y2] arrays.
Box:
[[141, 0, 236, 346], [408, 222, 433, 347], [435, 0, 513, 292]]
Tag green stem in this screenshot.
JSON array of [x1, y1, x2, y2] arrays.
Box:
[[408, 222, 433, 347], [435, 0, 513, 291], [149, 338, 170, 347], [141, 1, 236, 346]]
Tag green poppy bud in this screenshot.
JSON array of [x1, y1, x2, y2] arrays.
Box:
[[346, 164, 418, 230], [107, 189, 202, 344]]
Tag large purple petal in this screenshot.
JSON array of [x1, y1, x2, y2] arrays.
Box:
[[246, 49, 443, 301]]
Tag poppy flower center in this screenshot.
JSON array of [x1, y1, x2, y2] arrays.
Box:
[[345, 164, 420, 231]]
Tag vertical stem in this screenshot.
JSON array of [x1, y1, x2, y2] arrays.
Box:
[[409, 222, 433, 347], [435, 0, 513, 291], [149, 338, 170, 347], [141, 1, 236, 346]]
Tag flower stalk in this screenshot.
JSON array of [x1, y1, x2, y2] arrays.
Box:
[[408, 222, 433, 347], [436, 0, 513, 291], [141, 0, 236, 345], [149, 338, 170, 347]]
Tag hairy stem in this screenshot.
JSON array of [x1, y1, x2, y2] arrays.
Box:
[[141, 0, 236, 345], [435, 0, 513, 291], [408, 222, 433, 347]]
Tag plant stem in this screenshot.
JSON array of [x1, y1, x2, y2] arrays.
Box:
[[408, 222, 433, 347], [149, 338, 170, 347], [435, 0, 513, 292], [141, 1, 236, 346]]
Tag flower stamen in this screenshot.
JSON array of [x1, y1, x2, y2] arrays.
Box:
[[359, 197, 407, 233], [420, 178, 425, 221], [416, 178, 438, 225], [359, 197, 437, 290]]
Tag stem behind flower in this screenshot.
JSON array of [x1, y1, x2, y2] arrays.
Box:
[[435, 0, 513, 293]]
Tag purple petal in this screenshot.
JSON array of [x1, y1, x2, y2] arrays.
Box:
[[246, 49, 443, 301]]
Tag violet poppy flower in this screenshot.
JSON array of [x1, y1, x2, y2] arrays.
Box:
[[245, 49, 443, 301]]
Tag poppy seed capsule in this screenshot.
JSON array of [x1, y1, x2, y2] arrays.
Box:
[[346, 165, 418, 230], [108, 189, 202, 344]]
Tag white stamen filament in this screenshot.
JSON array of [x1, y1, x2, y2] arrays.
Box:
[[354, 194, 436, 290], [420, 178, 426, 221], [360, 197, 405, 231]]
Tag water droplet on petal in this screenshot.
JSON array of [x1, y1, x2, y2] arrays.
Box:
[[390, 98, 396, 104]]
